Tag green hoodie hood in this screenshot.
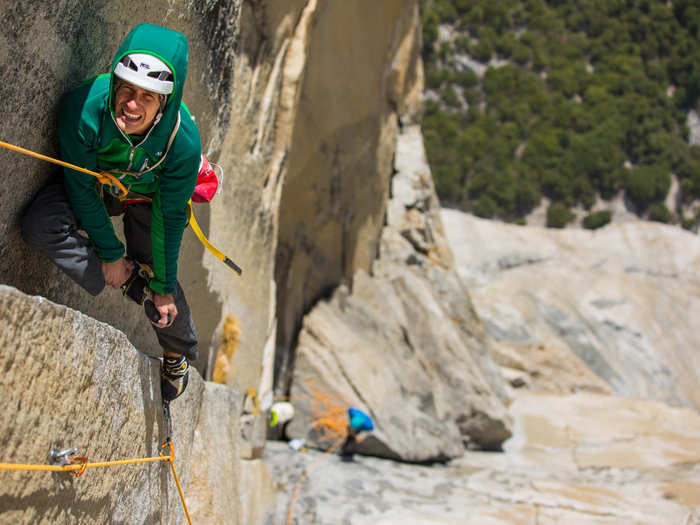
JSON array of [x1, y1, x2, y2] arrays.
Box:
[[110, 23, 189, 142]]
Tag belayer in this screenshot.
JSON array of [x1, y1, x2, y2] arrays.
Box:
[[339, 407, 374, 460], [22, 23, 203, 402]]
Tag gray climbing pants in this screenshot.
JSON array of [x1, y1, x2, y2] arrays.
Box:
[[21, 180, 198, 361]]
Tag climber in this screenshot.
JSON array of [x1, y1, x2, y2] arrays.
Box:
[[339, 407, 374, 461], [21, 23, 202, 402], [269, 401, 296, 428]]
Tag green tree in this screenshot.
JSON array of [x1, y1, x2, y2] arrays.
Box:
[[432, 0, 458, 23], [548, 67, 579, 97], [625, 165, 671, 212], [546, 202, 573, 228], [583, 210, 612, 229], [681, 217, 697, 230], [648, 203, 672, 223], [512, 42, 532, 65], [450, 69, 479, 89], [677, 160, 700, 201], [422, 11, 439, 57], [495, 33, 517, 58], [443, 84, 461, 108], [514, 176, 541, 215], [473, 195, 497, 218], [473, 38, 494, 62], [424, 65, 448, 89]]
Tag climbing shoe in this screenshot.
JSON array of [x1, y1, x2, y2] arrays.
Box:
[[161, 355, 189, 401]]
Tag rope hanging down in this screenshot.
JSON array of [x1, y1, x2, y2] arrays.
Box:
[[285, 433, 346, 525]]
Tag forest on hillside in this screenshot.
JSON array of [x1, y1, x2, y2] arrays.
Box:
[[420, 0, 700, 229]]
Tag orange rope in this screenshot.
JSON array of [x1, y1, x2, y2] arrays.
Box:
[[0, 441, 192, 525], [284, 380, 354, 524], [285, 433, 347, 525], [160, 442, 193, 525], [305, 379, 349, 443], [0, 455, 167, 474], [0, 140, 128, 196]]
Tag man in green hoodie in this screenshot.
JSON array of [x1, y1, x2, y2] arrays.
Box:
[[22, 23, 201, 402]]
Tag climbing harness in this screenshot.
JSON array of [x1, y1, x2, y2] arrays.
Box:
[[1, 139, 242, 276]]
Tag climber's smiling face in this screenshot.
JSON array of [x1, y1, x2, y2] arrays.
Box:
[[113, 80, 161, 135]]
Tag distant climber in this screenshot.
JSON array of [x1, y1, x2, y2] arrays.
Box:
[[339, 407, 374, 461], [269, 401, 296, 428], [22, 23, 202, 402]]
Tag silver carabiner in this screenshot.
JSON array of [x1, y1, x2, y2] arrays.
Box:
[[49, 447, 77, 466]]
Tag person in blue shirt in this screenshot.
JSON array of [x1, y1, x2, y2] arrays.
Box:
[[339, 407, 374, 460]]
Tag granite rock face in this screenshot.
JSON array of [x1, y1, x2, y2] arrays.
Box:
[[264, 391, 700, 524], [272, 0, 424, 390], [0, 0, 244, 375], [0, 285, 242, 525], [285, 126, 512, 461], [441, 210, 700, 411], [0, 2, 425, 452]]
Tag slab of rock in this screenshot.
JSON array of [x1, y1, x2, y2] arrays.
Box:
[[186, 382, 242, 525], [286, 265, 510, 461], [263, 391, 700, 524], [284, 127, 511, 461], [441, 210, 700, 411]]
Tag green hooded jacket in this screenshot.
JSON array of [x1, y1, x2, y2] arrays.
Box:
[[58, 23, 201, 294]]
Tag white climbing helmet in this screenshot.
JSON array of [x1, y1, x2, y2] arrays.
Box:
[[269, 401, 295, 427], [113, 53, 174, 95]]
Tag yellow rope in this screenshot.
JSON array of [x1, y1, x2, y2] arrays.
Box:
[[161, 442, 193, 525], [0, 441, 192, 525], [1, 139, 242, 277], [283, 381, 357, 524], [0, 140, 128, 196], [0, 455, 166, 472], [185, 201, 243, 275]]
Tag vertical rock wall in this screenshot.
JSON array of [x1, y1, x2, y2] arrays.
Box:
[[0, 0, 425, 412], [274, 0, 423, 389], [0, 0, 433, 514], [0, 0, 244, 375], [0, 285, 242, 525]]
